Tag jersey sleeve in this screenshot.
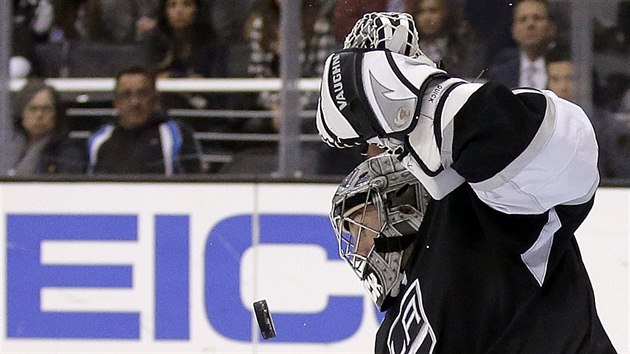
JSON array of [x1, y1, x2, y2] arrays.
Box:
[[401, 82, 599, 214]]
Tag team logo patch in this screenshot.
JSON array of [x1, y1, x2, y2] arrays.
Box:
[[396, 107, 413, 127], [387, 279, 436, 354]]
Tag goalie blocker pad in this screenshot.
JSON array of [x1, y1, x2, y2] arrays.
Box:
[[316, 48, 446, 148]]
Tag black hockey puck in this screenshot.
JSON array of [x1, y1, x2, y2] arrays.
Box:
[[253, 299, 276, 339]]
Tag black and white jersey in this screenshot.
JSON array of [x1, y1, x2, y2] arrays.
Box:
[[375, 185, 615, 353], [317, 48, 616, 353], [373, 83, 616, 353]]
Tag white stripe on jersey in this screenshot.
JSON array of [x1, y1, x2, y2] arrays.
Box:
[[521, 207, 561, 286], [439, 83, 484, 166], [470, 91, 599, 214]]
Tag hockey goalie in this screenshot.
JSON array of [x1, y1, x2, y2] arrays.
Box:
[[317, 12, 617, 354]]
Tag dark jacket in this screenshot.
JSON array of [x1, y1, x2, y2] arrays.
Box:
[[87, 115, 201, 175], [485, 48, 521, 89]]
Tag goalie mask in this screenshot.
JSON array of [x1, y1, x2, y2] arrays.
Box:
[[330, 153, 430, 311]]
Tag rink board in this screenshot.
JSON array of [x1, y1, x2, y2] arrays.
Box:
[[0, 183, 627, 353]]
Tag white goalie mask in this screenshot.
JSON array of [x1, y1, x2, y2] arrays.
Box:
[[330, 153, 430, 311]]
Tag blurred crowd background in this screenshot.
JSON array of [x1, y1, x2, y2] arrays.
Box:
[[3, 0, 630, 181]]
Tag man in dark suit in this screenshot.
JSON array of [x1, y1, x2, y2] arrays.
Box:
[[486, 0, 555, 89]]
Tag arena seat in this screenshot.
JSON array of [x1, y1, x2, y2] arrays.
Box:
[[33, 42, 67, 77], [67, 41, 150, 77], [226, 42, 251, 77], [33, 41, 149, 78]]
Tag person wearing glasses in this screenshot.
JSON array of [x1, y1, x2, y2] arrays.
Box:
[[87, 66, 202, 175], [8, 78, 85, 175]]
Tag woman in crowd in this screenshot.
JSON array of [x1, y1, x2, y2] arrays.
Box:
[[220, 0, 362, 176], [49, 0, 158, 43], [147, 0, 225, 80], [145, 0, 227, 109], [245, 0, 335, 114], [143, 0, 231, 172], [8, 79, 85, 175], [411, 0, 485, 79]]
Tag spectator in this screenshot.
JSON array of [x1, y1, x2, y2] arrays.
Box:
[[206, 0, 255, 43], [147, 0, 225, 80], [545, 43, 573, 101], [410, 0, 485, 79], [245, 0, 335, 80], [143, 0, 232, 171], [94, 0, 159, 42], [87, 66, 202, 175], [28, 1, 155, 78], [593, 76, 630, 180], [219, 0, 362, 176], [485, 0, 556, 89], [48, 0, 99, 42], [597, 114, 630, 180], [599, 73, 630, 113], [244, 0, 334, 118], [144, 0, 227, 111], [14, 0, 54, 42], [49, 0, 158, 43], [8, 79, 85, 175], [11, 0, 55, 78]]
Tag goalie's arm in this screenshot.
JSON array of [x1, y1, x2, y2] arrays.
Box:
[[403, 82, 599, 214], [315, 50, 599, 214]]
